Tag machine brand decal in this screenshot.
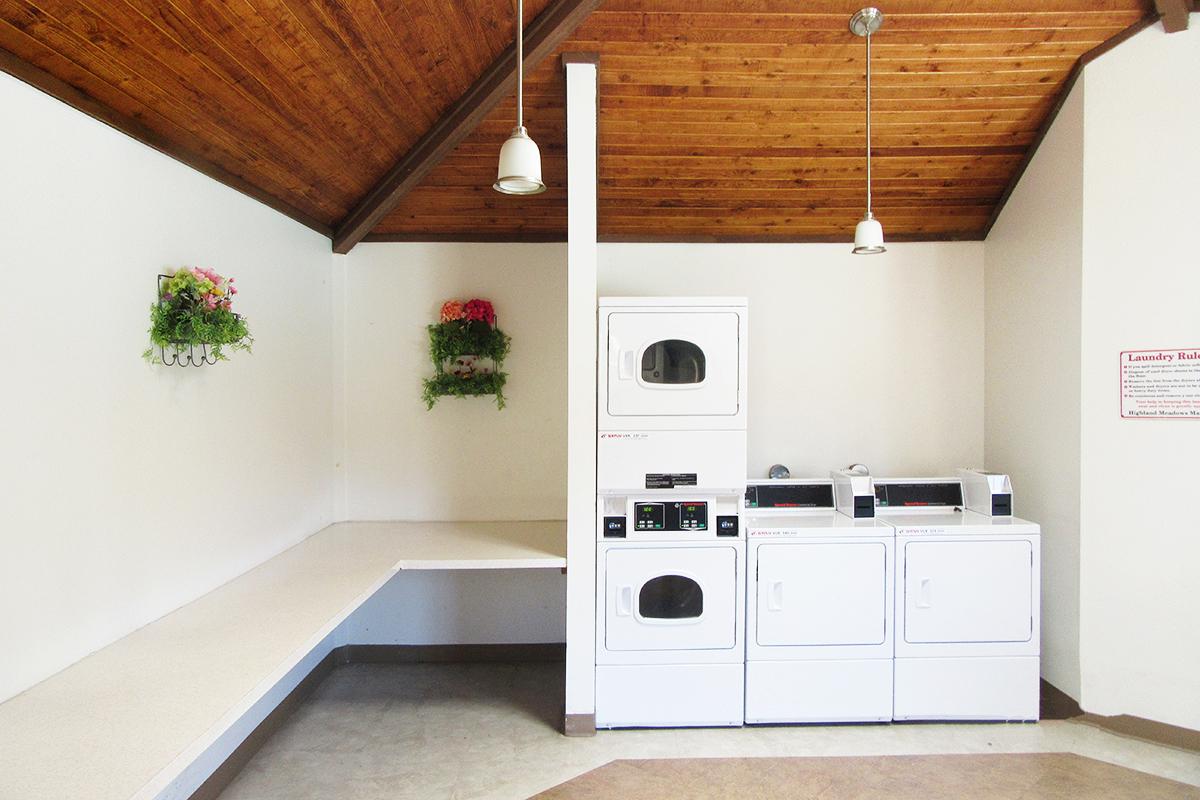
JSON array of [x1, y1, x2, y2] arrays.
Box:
[[645, 473, 698, 489], [599, 433, 650, 440], [1120, 348, 1200, 419]]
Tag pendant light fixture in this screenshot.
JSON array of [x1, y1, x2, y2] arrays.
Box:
[[494, 0, 546, 195], [850, 7, 886, 254]]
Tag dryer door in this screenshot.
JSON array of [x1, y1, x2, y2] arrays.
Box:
[[606, 311, 740, 418], [756, 542, 887, 646], [605, 546, 738, 651], [903, 540, 1033, 644]]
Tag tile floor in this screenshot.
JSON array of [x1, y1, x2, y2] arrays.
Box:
[[217, 663, 1200, 800]]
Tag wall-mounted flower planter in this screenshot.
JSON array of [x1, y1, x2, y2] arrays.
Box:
[[423, 299, 511, 410], [143, 269, 252, 367]]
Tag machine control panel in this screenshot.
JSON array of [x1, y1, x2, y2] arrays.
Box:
[[875, 481, 964, 508], [633, 501, 708, 531], [745, 482, 834, 509]]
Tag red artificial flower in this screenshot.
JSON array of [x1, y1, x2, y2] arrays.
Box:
[[464, 299, 495, 325]]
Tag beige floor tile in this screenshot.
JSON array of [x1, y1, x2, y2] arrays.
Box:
[[217, 663, 1200, 800]]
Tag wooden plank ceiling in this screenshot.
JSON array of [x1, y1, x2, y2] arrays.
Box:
[[0, 0, 1155, 244]]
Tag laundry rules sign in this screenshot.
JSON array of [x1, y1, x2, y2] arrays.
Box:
[[1120, 349, 1200, 419]]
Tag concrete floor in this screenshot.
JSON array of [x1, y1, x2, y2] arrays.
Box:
[[218, 662, 1200, 800]]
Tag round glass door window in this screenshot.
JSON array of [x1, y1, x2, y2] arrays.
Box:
[[641, 340, 706, 384], [639, 575, 704, 619]]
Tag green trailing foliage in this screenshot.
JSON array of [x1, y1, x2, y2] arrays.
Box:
[[423, 301, 510, 410], [427, 319, 510, 366], [422, 372, 508, 410], [142, 268, 252, 364]]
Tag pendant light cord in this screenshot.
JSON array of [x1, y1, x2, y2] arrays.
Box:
[[516, 0, 524, 130], [865, 28, 872, 216]]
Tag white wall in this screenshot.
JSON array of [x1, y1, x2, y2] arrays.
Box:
[[0, 72, 335, 702], [985, 81, 1085, 698], [1078, 20, 1200, 730], [599, 242, 987, 478], [335, 243, 569, 648], [340, 242, 568, 521], [339, 570, 565, 645]]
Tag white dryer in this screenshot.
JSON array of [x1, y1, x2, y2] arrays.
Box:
[[598, 297, 748, 493], [596, 495, 745, 728], [744, 480, 894, 723], [876, 474, 1041, 722], [595, 296, 748, 728]]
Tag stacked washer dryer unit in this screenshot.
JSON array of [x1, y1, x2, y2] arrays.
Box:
[[744, 476, 894, 723], [595, 297, 748, 728], [877, 469, 1041, 721]]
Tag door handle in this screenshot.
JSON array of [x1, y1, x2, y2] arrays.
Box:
[[767, 580, 784, 611], [617, 586, 633, 616], [618, 349, 636, 380], [917, 577, 933, 609]]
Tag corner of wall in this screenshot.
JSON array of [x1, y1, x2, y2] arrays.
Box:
[[331, 252, 349, 522]]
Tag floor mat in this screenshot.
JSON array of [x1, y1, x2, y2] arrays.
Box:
[[530, 753, 1200, 799]]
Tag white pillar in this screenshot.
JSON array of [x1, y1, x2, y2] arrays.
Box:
[[563, 54, 598, 735]]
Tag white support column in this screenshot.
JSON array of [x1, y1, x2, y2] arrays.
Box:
[[563, 53, 598, 735]]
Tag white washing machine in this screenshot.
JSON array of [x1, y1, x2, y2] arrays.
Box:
[[744, 479, 894, 723], [598, 297, 748, 494], [596, 495, 745, 728], [876, 473, 1041, 722]]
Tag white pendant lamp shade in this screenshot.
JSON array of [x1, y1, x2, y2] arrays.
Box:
[[494, 0, 546, 195], [494, 125, 545, 195], [853, 212, 886, 255], [850, 7, 886, 255]]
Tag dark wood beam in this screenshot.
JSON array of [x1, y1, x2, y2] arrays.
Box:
[[0, 47, 333, 238], [332, 0, 601, 255], [982, 13, 1159, 238], [363, 231, 567, 243], [1155, 0, 1192, 32], [363, 231, 986, 244]]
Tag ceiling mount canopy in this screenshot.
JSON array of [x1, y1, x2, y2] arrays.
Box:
[[851, 7, 886, 255], [494, 0, 547, 195]]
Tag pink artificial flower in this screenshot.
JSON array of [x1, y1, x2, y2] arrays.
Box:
[[230, 285, 238, 295], [440, 300, 465, 322], [222, 299, 232, 311]]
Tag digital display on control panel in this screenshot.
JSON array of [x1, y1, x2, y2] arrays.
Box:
[[745, 484, 834, 509], [633, 501, 707, 531], [635, 503, 666, 530], [677, 502, 707, 530], [875, 482, 964, 508]]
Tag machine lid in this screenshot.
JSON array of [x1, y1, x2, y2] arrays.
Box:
[[745, 481, 834, 510], [878, 508, 1040, 534]]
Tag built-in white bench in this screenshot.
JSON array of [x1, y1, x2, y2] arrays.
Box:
[[0, 521, 566, 800]]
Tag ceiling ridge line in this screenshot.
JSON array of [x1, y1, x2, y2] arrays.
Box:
[[331, 0, 603, 254]]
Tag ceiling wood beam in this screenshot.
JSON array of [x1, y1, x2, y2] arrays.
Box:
[[1155, 0, 1193, 32], [0, 46, 333, 238], [362, 231, 985, 244], [331, 0, 601, 255], [981, 13, 1159, 238]]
